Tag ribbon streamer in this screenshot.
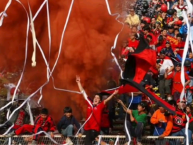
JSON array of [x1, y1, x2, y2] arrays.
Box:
[[104, 0, 125, 78], [28, 2, 37, 67], [115, 135, 120, 144], [180, 8, 191, 145], [0, 0, 12, 26], [27, 101, 34, 125], [75, 90, 94, 135]]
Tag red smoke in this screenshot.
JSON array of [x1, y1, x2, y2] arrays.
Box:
[[0, 0, 130, 122]]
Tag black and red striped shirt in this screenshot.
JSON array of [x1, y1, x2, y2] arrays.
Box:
[[171, 108, 187, 133]]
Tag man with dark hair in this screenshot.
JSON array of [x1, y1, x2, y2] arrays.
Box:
[[170, 99, 192, 145], [5, 108, 56, 145], [57, 107, 81, 144], [118, 100, 147, 145]]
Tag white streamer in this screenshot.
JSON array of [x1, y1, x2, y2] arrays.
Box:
[[32, 0, 47, 21], [38, 88, 43, 105], [28, 2, 37, 67], [0, 0, 75, 139], [115, 135, 120, 144], [75, 90, 93, 135], [125, 93, 134, 145], [11, 0, 30, 105], [97, 136, 102, 145], [8, 137, 11, 145], [181, 10, 191, 145], [46, 0, 51, 80], [104, 0, 125, 78], [27, 101, 34, 125], [0, 0, 12, 26], [3, 124, 14, 135]]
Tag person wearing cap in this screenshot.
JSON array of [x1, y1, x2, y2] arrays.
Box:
[[158, 50, 174, 99], [165, 63, 190, 101], [5, 108, 56, 145], [162, 41, 175, 57], [76, 76, 118, 145], [150, 106, 173, 139], [117, 100, 147, 145], [125, 8, 140, 27], [170, 98, 192, 145], [167, 25, 175, 37], [57, 107, 81, 144]]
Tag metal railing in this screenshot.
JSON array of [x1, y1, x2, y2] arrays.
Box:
[[0, 135, 185, 145]]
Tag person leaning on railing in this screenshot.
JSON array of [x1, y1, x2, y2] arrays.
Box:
[[170, 98, 192, 145], [150, 106, 173, 139], [117, 100, 147, 145]]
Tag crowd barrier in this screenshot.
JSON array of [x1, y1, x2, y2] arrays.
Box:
[[0, 135, 185, 145]]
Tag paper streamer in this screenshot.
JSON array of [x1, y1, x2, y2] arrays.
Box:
[[125, 92, 133, 145], [11, 0, 30, 106], [181, 10, 191, 145], [115, 135, 120, 144], [104, 0, 125, 78], [28, 2, 37, 67], [27, 101, 34, 125], [104, 0, 133, 144], [97, 136, 102, 145], [32, 0, 47, 21], [46, 0, 51, 80], [0, 0, 76, 138], [75, 90, 94, 136], [0, 0, 12, 26]]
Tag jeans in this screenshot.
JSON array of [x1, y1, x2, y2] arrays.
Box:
[[170, 128, 192, 145], [61, 125, 74, 137], [125, 121, 144, 142]]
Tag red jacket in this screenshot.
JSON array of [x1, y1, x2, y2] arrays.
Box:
[[101, 108, 110, 128], [84, 100, 105, 131], [34, 115, 56, 132]]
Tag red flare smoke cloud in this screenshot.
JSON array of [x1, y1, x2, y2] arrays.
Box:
[[0, 0, 130, 122]]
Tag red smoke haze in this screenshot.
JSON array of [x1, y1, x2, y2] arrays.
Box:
[[0, 0, 130, 122]]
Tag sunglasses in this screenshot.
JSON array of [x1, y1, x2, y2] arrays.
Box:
[[180, 101, 186, 103]]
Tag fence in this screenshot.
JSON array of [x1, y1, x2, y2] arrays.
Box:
[[0, 135, 184, 145]]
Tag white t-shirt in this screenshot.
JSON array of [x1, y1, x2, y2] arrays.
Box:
[[159, 59, 174, 75]]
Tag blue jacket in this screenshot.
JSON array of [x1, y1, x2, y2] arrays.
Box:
[[153, 122, 167, 136], [57, 115, 80, 133]]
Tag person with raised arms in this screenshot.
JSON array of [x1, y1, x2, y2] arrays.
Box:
[[76, 76, 118, 145]]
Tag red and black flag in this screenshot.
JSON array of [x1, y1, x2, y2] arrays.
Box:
[[103, 33, 175, 114]]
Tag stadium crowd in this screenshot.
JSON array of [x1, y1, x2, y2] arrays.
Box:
[[0, 0, 193, 145]]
